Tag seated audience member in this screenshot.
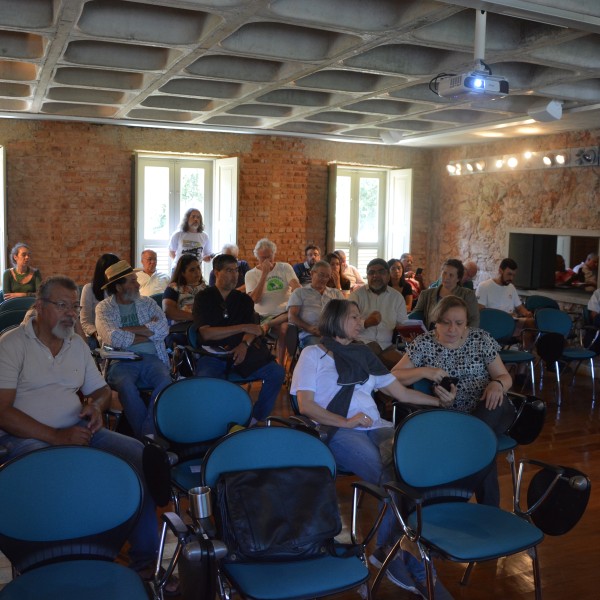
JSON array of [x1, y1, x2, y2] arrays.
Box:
[[245, 238, 300, 364], [476, 258, 535, 341], [287, 260, 344, 348], [95, 261, 172, 440], [400, 252, 424, 301], [573, 252, 598, 289], [0, 275, 170, 586], [2, 242, 42, 300], [80, 253, 120, 347], [413, 259, 480, 329], [555, 254, 575, 286], [430, 259, 478, 290], [291, 298, 453, 595], [193, 254, 285, 424], [293, 244, 321, 286], [349, 258, 408, 368], [137, 249, 170, 296], [208, 243, 250, 291], [392, 295, 514, 507], [324, 252, 351, 293], [388, 258, 413, 312], [163, 255, 206, 345], [588, 287, 600, 327], [335, 250, 364, 290]]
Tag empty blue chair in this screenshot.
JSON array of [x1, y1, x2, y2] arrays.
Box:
[[370, 410, 545, 599], [525, 294, 559, 313], [535, 308, 596, 396], [0, 296, 36, 314], [479, 308, 536, 392], [0, 446, 148, 600], [143, 377, 252, 512]]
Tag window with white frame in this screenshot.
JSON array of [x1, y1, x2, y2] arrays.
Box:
[[327, 165, 412, 276], [0, 146, 5, 276], [135, 153, 238, 277]]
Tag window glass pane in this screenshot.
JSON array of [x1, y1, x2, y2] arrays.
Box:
[[144, 166, 170, 240], [180, 168, 205, 221], [335, 175, 351, 242], [357, 177, 379, 243]]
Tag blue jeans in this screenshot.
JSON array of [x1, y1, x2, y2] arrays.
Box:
[[327, 426, 398, 548], [195, 356, 285, 421], [0, 424, 159, 572], [107, 353, 172, 439]]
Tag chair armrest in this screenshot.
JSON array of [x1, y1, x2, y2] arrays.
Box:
[[162, 511, 190, 542], [352, 480, 388, 502], [384, 479, 424, 504], [514, 458, 565, 517]]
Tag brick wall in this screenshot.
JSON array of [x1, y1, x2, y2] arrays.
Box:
[[1, 120, 429, 284]]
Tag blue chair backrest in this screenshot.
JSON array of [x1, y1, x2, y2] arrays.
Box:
[[525, 294, 559, 312], [535, 308, 572, 337], [202, 427, 337, 488], [154, 377, 252, 444], [150, 293, 163, 307], [479, 308, 515, 340], [0, 310, 27, 332], [394, 410, 497, 488], [412, 378, 433, 395], [188, 323, 199, 348], [407, 310, 424, 321], [0, 446, 141, 543], [289, 393, 300, 415], [0, 296, 36, 314]]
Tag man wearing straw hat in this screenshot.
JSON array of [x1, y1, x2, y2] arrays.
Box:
[[95, 260, 172, 440]]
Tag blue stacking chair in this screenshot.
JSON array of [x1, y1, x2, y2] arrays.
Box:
[[525, 294, 559, 313], [0, 310, 27, 335], [143, 377, 252, 513], [370, 410, 545, 599], [479, 308, 536, 392], [150, 292, 163, 307], [0, 446, 148, 600], [535, 308, 597, 397], [201, 427, 371, 600]]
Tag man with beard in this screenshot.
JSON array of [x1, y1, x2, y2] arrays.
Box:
[[476, 257, 534, 340], [293, 244, 321, 286], [0, 275, 166, 584], [95, 260, 171, 439], [349, 258, 408, 368]]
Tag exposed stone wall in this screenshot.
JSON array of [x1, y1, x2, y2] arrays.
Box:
[[428, 131, 600, 286]]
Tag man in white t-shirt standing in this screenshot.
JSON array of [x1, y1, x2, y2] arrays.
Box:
[[476, 257, 534, 341], [245, 238, 300, 364], [168, 208, 213, 269]]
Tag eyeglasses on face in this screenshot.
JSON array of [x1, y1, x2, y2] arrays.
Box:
[[43, 299, 82, 314]]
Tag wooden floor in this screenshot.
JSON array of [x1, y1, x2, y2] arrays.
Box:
[[0, 364, 598, 599]]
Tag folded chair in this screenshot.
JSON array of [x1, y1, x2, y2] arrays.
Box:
[[0, 446, 149, 600], [143, 377, 252, 513], [201, 426, 371, 600]]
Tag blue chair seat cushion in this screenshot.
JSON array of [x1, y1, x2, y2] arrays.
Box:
[[0, 560, 148, 600], [171, 458, 203, 493], [496, 433, 517, 452], [407, 503, 543, 562], [498, 349, 534, 364], [223, 554, 369, 600], [562, 348, 595, 360]]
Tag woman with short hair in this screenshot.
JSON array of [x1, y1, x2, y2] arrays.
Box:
[[2, 243, 42, 300]]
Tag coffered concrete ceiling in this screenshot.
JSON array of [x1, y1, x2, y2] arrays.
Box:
[[2, 0, 600, 147]]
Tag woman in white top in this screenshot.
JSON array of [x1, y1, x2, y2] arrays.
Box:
[[291, 299, 451, 591], [80, 253, 120, 347], [168, 208, 213, 268]]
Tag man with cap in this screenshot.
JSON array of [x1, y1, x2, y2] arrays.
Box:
[[349, 258, 408, 368], [95, 260, 172, 440]]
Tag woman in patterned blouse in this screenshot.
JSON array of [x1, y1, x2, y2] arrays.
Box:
[[392, 294, 515, 506]]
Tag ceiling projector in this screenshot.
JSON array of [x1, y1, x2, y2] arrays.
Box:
[[434, 71, 509, 99]]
